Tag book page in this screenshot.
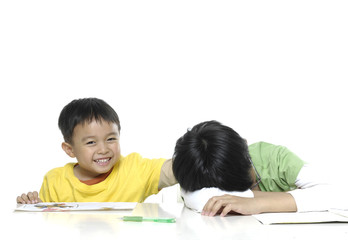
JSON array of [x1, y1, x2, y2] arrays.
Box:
[[15, 202, 137, 212], [253, 211, 348, 225]]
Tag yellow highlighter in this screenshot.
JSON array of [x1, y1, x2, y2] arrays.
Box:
[[123, 216, 176, 223]]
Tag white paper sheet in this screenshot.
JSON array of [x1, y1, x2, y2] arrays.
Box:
[[253, 210, 348, 225], [15, 202, 137, 212], [329, 209, 348, 218]]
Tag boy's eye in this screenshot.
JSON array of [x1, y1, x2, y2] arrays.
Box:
[[107, 137, 117, 141], [86, 141, 96, 145]]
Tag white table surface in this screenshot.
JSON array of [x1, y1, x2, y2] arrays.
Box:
[[5, 203, 348, 240]]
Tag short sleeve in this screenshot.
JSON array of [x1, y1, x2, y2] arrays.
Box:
[[249, 142, 305, 192], [120, 153, 166, 201], [138, 156, 166, 195]]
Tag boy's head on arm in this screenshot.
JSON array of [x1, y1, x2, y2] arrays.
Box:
[[58, 98, 121, 180], [172, 120, 253, 192]]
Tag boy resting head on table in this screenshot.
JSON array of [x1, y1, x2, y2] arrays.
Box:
[[173, 120, 336, 217], [17, 98, 177, 203]]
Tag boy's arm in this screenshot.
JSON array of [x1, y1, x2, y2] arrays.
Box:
[[252, 191, 297, 213], [202, 191, 297, 216], [158, 158, 177, 190]]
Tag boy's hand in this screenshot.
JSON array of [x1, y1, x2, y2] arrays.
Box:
[[202, 194, 260, 217], [17, 191, 42, 204], [201, 191, 297, 217]]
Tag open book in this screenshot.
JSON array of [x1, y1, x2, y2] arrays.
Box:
[[15, 202, 137, 212], [253, 209, 348, 224]]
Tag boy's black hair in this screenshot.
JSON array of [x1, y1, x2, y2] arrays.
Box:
[[172, 120, 253, 192], [58, 98, 121, 144]]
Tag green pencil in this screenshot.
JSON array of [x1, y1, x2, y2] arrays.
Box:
[[122, 216, 176, 223]]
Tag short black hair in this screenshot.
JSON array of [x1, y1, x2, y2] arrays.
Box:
[[172, 120, 253, 192], [58, 98, 121, 144]]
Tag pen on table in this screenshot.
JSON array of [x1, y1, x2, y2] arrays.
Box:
[[122, 216, 176, 223]]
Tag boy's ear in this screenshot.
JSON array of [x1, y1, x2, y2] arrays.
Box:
[[61, 142, 75, 158]]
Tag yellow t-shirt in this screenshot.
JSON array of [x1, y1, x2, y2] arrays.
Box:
[[39, 153, 166, 202]]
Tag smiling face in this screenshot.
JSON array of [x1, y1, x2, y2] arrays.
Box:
[[62, 119, 121, 181]]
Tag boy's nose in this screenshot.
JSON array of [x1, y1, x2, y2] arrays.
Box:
[[97, 143, 109, 154]]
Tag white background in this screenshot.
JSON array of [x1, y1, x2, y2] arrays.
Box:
[[1, 1, 347, 208]]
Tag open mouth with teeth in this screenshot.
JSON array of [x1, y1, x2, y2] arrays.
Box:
[[94, 158, 112, 166]]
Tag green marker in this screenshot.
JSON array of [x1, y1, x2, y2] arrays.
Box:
[[123, 216, 176, 223]]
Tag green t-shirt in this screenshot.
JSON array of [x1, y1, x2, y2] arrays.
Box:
[[248, 142, 305, 192]]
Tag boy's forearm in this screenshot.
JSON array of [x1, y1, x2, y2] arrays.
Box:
[[159, 159, 177, 189], [253, 191, 297, 213]]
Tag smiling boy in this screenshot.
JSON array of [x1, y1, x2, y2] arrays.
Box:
[[17, 98, 177, 203], [63, 119, 120, 182]]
